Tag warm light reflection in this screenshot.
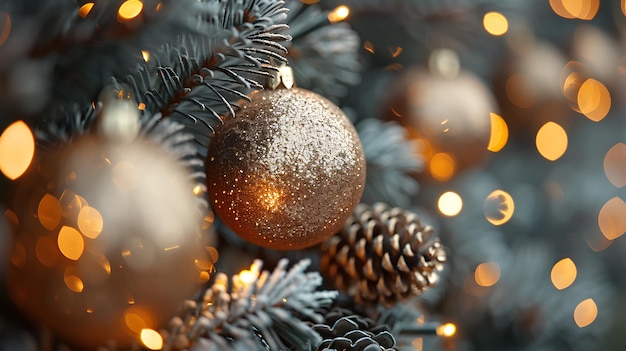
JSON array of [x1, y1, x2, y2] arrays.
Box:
[[57, 226, 85, 260], [562, 69, 586, 112], [78, 3, 95, 18], [484, 190, 515, 225], [59, 190, 88, 220], [563, 0, 599, 20], [487, 113, 508, 152], [0, 120, 35, 180], [483, 12, 508, 36], [577, 78, 611, 122], [598, 197, 626, 240], [140, 329, 163, 350], [474, 262, 500, 287], [35, 236, 58, 267], [585, 230, 613, 252], [536, 122, 568, 161], [551, 258, 577, 290], [77, 206, 104, 239], [412, 337, 423, 351], [118, 0, 144, 21], [192, 185, 203, 195], [603, 143, 626, 188], [506, 74, 535, 108], [141, 50, 150, 62], [438, 191, 463, 217], [622, 0, 626, 16], [436, 323, 457, 337], [125, 312, 147, 333], [550, 0, 576, 18], [0, 12, 11, 47], [429, 152, 455, 182], [574, 298, 598, 328], [328, 5, 350, 23], [64, 269, 85, 293], [258, 184, 283, 211], [238, 269, 256, 285], [38, 194, 62, 230]]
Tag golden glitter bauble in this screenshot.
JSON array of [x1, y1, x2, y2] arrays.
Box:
[[385, 66, 497, 182], [206, 87, 366, 250], [6, 135, 215, 349]]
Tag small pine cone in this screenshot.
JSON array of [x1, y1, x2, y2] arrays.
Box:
[[313, 308, 396, 351], [321, 203, 446, 306]]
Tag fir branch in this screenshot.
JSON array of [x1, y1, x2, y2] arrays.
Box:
[[164, 258, 337, 351], [283, 0, 361, 101], [120, 0, 292, 159], [357, 119, 422, 208]]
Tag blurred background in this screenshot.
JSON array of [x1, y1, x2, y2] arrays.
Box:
[[0, 0, 625, 350]]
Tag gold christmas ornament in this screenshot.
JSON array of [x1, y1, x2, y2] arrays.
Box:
[[6, 135, 214, 349], [206, 87, 366, 250], [385, 52, 497, 181]]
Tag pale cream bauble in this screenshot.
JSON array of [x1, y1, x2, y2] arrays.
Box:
[[6, 135, 214, 349]]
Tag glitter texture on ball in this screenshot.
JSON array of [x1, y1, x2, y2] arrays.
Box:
[[206, 87, 366, 250]]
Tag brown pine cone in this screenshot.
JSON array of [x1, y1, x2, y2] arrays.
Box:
[[321, 202, 446, 306]]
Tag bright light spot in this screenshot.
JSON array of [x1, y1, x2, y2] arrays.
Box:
[[484, 190, 515, 225], [0, 12, 11, 47], [577, 78, 611, 122], [506, 74, 535, 108], [78, 3, 94, 18], [487, 113, 508, 152], [483, 12, 508, 36], [412, 337, 423, 351], [561, 62, 587, 112], [192, 184, 203, 195], [574, 298, 598, 328], [585, 230, 613, 252], [141, 50, 150, 62], [194, 257, 214, 271], [125, 311, 147, 333], [436, 323, 457, 337], [598, 197, 626, 240], [551, 258, 577, 290], [438, 191, 463, 217], [550, 0, 576, 18], [238, 269, 257, 285], [258, 184, 283, 211], [429, 152, 456, 182], [474, 262, 500, 287], [623, 0, 626, 16], [199, 270, 210, 282], [38, 194, 62, 230], [77, 206, 104, 239], [35, 236, 58, 267], [536, 122, 568, 161], [328, 5, 350, 23], [140, 329, 163, 350], [563, 0, 599, 20], [0, 120, 35, 180], [57, 226, 84, 261], [604, 143, 626, 188], [64, 269, 85, 293], [118, 0, 143, 21]]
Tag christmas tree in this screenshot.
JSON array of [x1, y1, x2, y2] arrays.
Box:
[[1, 0, 624, 350]]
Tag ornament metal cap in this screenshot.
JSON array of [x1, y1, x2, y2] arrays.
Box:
[[95, 83, 141, 143], [267, 61, 295, 90]]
